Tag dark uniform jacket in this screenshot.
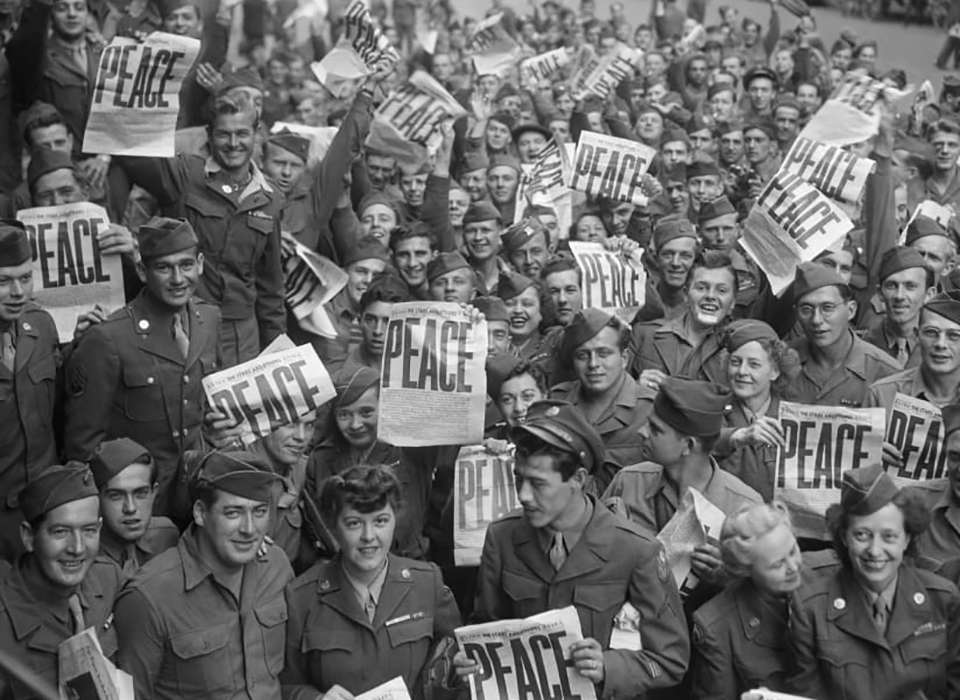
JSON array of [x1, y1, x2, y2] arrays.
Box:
[[631, 312, 728, 385], [713, 396, 781, 501], [788, 563, 960, 700], [281, 554, 461, 700], [790, 331, 901, 407], [98, 515, 179, 579], [473, 499, 690, 699], [64, 292, 220, 515]]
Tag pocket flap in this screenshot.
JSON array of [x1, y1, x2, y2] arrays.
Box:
[[303, 625, 353, 652], [247, 214, 274, 234], [27, 356, 56, 382], [254, 601, 288, 628], [170, 625, 231, 659], [502, 571, 542, 602], [122, 366, 156, 388], [573, 583, 624, 612], [386, 616, 433, 647], [186, 192, 228, 217]]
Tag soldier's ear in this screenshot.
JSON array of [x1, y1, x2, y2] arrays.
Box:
[[19, 521, 34, 554], [193, 500, 206, 528], [197, 252, 205, 275], [135, 260, 147, 285]]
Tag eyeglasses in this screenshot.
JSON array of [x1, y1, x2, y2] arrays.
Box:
[[920, 326, 960, 343], [796, 302, 843, 319]]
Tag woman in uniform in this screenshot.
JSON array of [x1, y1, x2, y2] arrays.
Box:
[[787, 464, 960, 700], [282, 464, 462, 700]]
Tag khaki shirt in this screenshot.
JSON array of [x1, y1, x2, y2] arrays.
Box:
[[791, 331, 901, 407]]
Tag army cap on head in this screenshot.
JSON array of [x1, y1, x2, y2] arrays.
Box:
[[341, 235, 391, 267], [27, 148, 75, 187], [698, 195, 737, 225], [923, 290, 960, 325], [488, 110, 516, 131], [497, 271, 536, 301], [488, 153, 521, 173], [20, 463, 99, 523], [90, 437, 152, 489], [463, 201, 503, 226], [839, 464, 899, 516], [653, 377, 731, 437], [878, 245, 927, 282], [471, 295, 509, 323], [511, 400, 606, 474], [743, 117, 777, 140], [905, 214, 949, 245], [944, 75, 960, 95], [512, 122, 552, 142], [707, 83, 735, 100], [137, 217, 199, 260], [0, 220, 31, 267], [660, 163, 687, 184], [793, 261, 848, 301], [427, 251, 471, 282], [743, 65, 778, 89], [217, 66, 264, 95], [196, 451, 279, 503], [459, 150, 490, 175], [502, 218, 547, 253], [267, 128, 310, 163], [943, 404, 960, 437], [686, 159, 721, 180], [486, 352, 522, 400], [560, 308, 616, 357], [334, 366, 380, 408], [723, 318, 779, 351], [653, 215, 698, 249], [661, 127, 689, 146]]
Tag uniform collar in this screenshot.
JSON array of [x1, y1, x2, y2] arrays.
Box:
[[797, 330, 869, 380], [204, 157, 274, 199]]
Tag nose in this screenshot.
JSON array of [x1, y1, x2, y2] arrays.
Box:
[[294, 422, 309, 440], [122, 493, 137, 514], [360, 520, 375, 541], [9, 278, 23, 297], [239, 510, 254, 534], [517, 478, 533, 504], [638, 422, 650, 438], [349, 413, 363, 430], [67, 529, 84, 555], [170, 265, 184, 283]]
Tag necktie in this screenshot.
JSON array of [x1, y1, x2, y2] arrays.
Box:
[[0, 331, 14, 371], [121, 544, 139, 580], [67, 593, 86, 634], [549, 532, 566, 572], [172, 312, 189, 359], [895, 338, 908, 364], [872, 597, 888, 634], [364, 594, 376, 623]]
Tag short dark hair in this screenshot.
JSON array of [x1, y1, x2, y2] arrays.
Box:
[[687, 249, 737, 289], [389, 222, 437, 252], [500, 360, 550, 396], [514, 432, 582, 480], [826, 487, 930, 568], [208, 95, 260, 131], [541, 257, 582, 285], [319, 463, 403, 528], [359, 273, 412, 311], [23, 110, 68, 146]]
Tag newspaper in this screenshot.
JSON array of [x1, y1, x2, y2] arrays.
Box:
[[280, 234, 347, 338], [741, 690, 815, 700], [885, 393, 951, 487], [520, 48, 571, 87], [568, 241, 646, 323], [202, 343, 336, 444], [898, 199, 955, 244], [570, 131, 656, 206], [355, 677, 411, 700], [58, 628, 134, 700], [573, 43, 638, 100], [83, 32, 200, 156], [455, 607, 598, 700], [468, 13, 522, 76], [799, 74, 911, 146], [656, 487, 726, 595], [17, 203, 125, 343], [778, 137, 875, 205], [453, 445, 517, 567], [378, 302, 487, 446], [342, 0, 400, 73], [776, 402, 885, 539]]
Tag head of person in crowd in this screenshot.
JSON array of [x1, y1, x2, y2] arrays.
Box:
[[552, 84, 575, 117], [427, 251, 476, 304], [571, 211, 610, 243], [654, 216, 700, 293], [721, 501, 803, 595], [342, 236, 391, 307], [19, 463, 101, 589], [485, 111, 514, 153], [21, 101, 73, 153], [743, 118, 778, 168], [814, 240, 858, 285], [640, 377, 730, 472], [561, 309, 630, 399], [772, 48, 795, 84], [398, 161, 431, 209], [826, 464, 928, 593], [207, 94, 259, 175], [525, 203, 560, 244], [51, 0, 87, 41], [634, 105, 665, 145], [661, 164, 690, 215], [703, 39, 723, 68], [598, 198, 636, 238], [462, 201, 503, 265], [162, 0, 203, 37], [358, 192, 403, 244], [852, 40, 878, 69], [905, 215, 957, 285], [741, 17, 761, 47], [724, 319, 800, 409], [796, 81, 823, 112], [942, 405, 960, 509], [513, 123, 550, 164], [717, 120, 746, 166], [91, 438, 158, 545], [685, 250, 738, 330], [794, 261, 857, 351], [830, 39, 853, 70], [449, 183, 470, 228], [28, 148, 85, 206], [687, 160, 723, 212], [698, 195, 740, 252], [459, 151, 490, 204], [687, 116, 717, 160], [135, 218, 203, 310], [744, 67, 778, 115], [0, 222, 34, 327], [359, 273, 411, 361], [929, 119, 960, 177], [685, 53, 710, 89], [430, 52, 454, 84], [510, 400, 605, 529], [390, 222, 437, 292], [365, 149, 398, 191], [877, 246, 935, 332], [720, 52, 745, 82], [499, 271, 542, 345], [266, 54, 290, 89], [503, 218, 550, 278], [542, 257, 582, 327], [773, 95, 802, 148], [495, 84, 523, 121], [487, 154, 521, 207], [472, 295, 512, 357], [319, 463, 401, 582], [634, 23, 654, 51], [189, 451, 278, 570], [660, 129, 691, 170], [546, 110, 571, 144], [261, 129, 309, 195], [330, 367, 381, 452], [892, 134, 934, 189], [918, 291, 960, 384], [256, 413, 315, 472], [487, 355, 548, 426]]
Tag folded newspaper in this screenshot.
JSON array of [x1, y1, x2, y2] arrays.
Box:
[[58, 628, 133, 700], [355, 676, 411, 700], [657, 487, 726, 595]]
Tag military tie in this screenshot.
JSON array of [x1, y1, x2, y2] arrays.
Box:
[[549, 532, 567, 572], [0, 330, 14, 372], [872, 597, 888, 635], [363, 593, 376, 623], [894, 338, 908, 365], [67, 593, 86, 634], [121, 544, 139, 580], [172, 312, 189, 359]]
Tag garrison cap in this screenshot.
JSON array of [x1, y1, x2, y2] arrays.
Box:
[[686, 112, 712, 134], [774, 94, 802, 113], [686, 159, 721, 180], [942, 404, 960, 436], [502, 218, 547, 252], [341, 235, 391, 267], [357, 191, 402, 219], [459, 150, 490, 174], [793, 261, 848, 301], [512, 122, 552, 142], [495, 83, 519, 101], [723, 318, 779, 351], [512, 400, 607, 474], [20, 463, 98, 523], [653, 215, 698, 249], [923, 290, 960, 325], [20, 101, 62, 139], [427, 251, 471, 282], [698, 195, 737, 225], [743, 65, 778, 89], [0, 221, 31, 267], [560, 308, 617, 358], [267, 128, 310, 163], [486, 352, 522, 400], [471, 295, 510, 323], [463, 201, 503, 226], [334, 366, 380, 408], [196, 451, 279, 503], [487, 153, 521, 173], [137, 217, 199, 260], [743, 116, 777, 140], [715, 118, 745, 136], [839, 464, 899, 516], [660, 163, 687, 184], [27, 148, 75, 187], [905, 214, 949, 245], [878, 245, 927, 282], [90, 437, 152, 489], [488, 110, 516, 131], [497, 271, 536, 301], [661, 127, 689, 146], [944, 75, 960, 95], [707, 82, 735, 100], [653, 377, 730, 437], [218, 66, 264, 95]]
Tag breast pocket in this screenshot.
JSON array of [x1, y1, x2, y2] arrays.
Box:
[[27, 353, 57, 410], [169, 624, 234, 695], [254, 600, 288, 676], [244, 214, 274, 267], [502, 571, 544, 618], [121, 366, 167, 422], [573, 583, 626, 641], [900, 628, 948, 691], [815, 639, 871, 700]]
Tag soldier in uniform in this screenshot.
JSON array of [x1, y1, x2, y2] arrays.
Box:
[[64, 217, 221, 517], [463, 201, 508, 296], [114, 451, 293, 700], [455, 401, 691, 698], [498, 271, 563, 380], [89, 438, 179, 579], [0, 463, 122, 700], [915, 404, 960, 567], [697, 195, 763, 319], [426, 251, 477, 305], [645, 216, 699, 322], [0, 222, 59, 562]]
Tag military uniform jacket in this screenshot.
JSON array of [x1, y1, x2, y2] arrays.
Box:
[[114, 527, 294, 700], [915, 485, 960, 571], [787, 564, 960, 700], [631, 312, 728, 385], [64, 292, 220, 514], [281, 555, 461, 700], [0, 556, 121, 700], [98, 516, 179, 578], [864, 365, 960, 411], [790, 331, 901, 407], [714, 396, 781, 501], [473, 499, 690, 699]]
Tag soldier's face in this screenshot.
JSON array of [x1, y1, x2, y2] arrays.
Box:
[[487, 166, 518, 205], [346, 258, 387, 306], [33, 168, 85, 207], [448, 189, 470, 226], [140, 250, 203, 309], [816, 250, 854, 284], [194, 491, 270, 568], [843, 503, 909, 594], [51, 0, 86, 40], [0, 262, 34, 322], [572, 327, 626, 397], [335, 505, 395, 578], [359, 204, 397, 244], [880, 267, 930, 325], [30, 123, 73, 153], [497, 373, 544, 426], [398, 172, 428, 208], [464, 220, 501, 262], [100, 463, 156, 543], [334, 386, 379, 449], [263, 419, 314, 466], [749, 523, 802, 594], [508, 233, 548, 278], [656, 237, 698, 290], [687, 266, 736, 328], [545, 270, 582, 326], [210, 112, 257, 171], [700, 213, 740, 252], [393, 236, 433, 289], [486, 320, 511, 356], [919, 309, 960, 376], [911, 235, 957, 281], [262, 143, 306, 195], [796, 286, 854, 349], [514, 454, 586, 529], [22, 496, 101, 588], [638, 414, 687, 468], [164, 4, 201, 36], [429, 269, 476, 304]]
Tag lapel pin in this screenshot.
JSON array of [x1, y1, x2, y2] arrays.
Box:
[[222, 184, 233, 194], [401, 568, 411, 579], [138, 319, 150, 331], [319, 579, 330, 591], [749, 617, 759, 627], [914, 592, 925, 605], [833, 598, 846, 610], [21, 321, 30, 331]]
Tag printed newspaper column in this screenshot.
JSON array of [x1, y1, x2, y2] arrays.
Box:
[[885, 393, 951, 487], [519, 48, 572, 88], [776, 401, 885, 539], [455, 607, 598, 700], [202, 343, 336, 444], [59, 628, 134, 700], [379, 302, 487, 446], [568, 241, 646, 323], [656, 488, 726, 596], [454, 445, 517, 566], [573, 43, 639, 100], [468, 13, 523, 77], [355, 677, 412, 700], [311, 0, 399, 96], [83, 32, 200, 156], [515, 138, 573, 235], [569, 131, 657, 206], [17, 203, 124, 342], [799, 73, 910, 146], [280, 234, 348, 338]]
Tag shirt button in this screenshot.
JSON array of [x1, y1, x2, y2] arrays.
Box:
[[172, 430, 180, 438], [183, 376, 190, 384], [183, 399, 189, 406], [147, 377, 155, 384]]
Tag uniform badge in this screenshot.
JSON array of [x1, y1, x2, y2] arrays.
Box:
[[913, 592, 926, 605], [401, 568, 411, 579], [833, 598, 846, 610], [748, 617, 760, 628], [319, 579, 330, 591], [221, 184, 233, 194], [657, 548, 669, 583], [21, 322, 31, 332], [546, 405, 560, 417], [137, 319, 150, 331]]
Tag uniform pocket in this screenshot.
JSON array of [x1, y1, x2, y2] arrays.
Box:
[[503, 571, 544, 618], [386, 617, 434, 648], [169, 623, 233, 694], [121, 366, 166, 422], [254, 600, 288, 675]]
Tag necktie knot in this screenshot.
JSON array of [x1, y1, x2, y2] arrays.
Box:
[[172, 312, 189, 358], [872, 597, 888, 634], [549, 532, 566, 572]]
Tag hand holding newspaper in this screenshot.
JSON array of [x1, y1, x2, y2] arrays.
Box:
[[656, 488, 726, 594], [59, 628, 134, 700]]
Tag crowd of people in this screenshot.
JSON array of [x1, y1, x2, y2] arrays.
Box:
[[1, 0, 960, 697]]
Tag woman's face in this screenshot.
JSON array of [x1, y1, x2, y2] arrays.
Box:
[[750, 523, 803, 594], [334, 386, 379, 449], [728, 340, 779, 404], [506, 287, 542, 340], [336, 505, 394, 579], [486, 119, 512, 151], [574, 215, 607, 242], [844, 502, 909, 593], [832, 47, 852, 70], [497, 373, 545, 426]]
